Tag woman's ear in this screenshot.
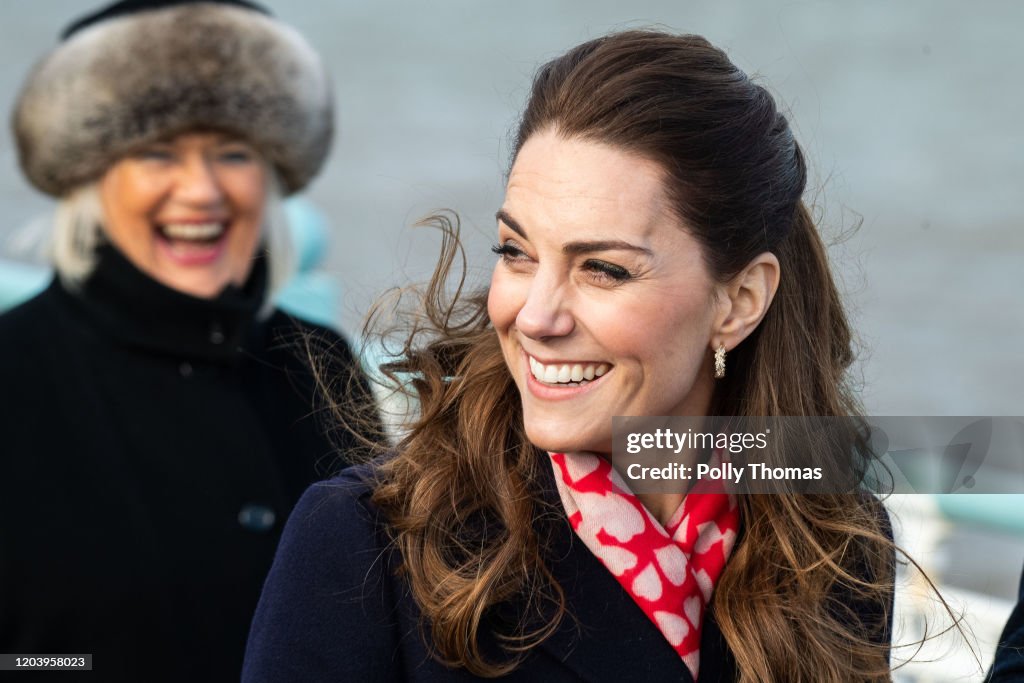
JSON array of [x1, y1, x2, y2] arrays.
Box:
[[711, 252, 781, 351]]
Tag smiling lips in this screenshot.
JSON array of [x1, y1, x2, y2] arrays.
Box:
[[528, 354, 611, 386], [155, 220, 230, 265]]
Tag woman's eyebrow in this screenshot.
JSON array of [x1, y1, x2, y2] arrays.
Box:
[[496, 209, 652, 256], [496, 209, 526, 238], [562, 240, 652, 256]]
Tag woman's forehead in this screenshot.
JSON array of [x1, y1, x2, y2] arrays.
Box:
[[504, 132, 676, 241]]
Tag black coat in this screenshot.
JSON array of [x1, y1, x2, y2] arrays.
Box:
[[986, 564, 1024, 681], [243, 461, 894, 682], [0, 246, 373, 682]]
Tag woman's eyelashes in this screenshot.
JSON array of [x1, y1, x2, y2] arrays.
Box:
[[582, 259, 633, 283], [492, 241, 635, 283], [491, 242, 527, 263]]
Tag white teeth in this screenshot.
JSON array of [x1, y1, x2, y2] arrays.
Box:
[[161, 222, 225, 241], [543, 365, 559, 383], [528, 356, 610, 386]]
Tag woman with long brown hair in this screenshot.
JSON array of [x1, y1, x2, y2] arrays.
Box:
[[244, 30, 895, 682]]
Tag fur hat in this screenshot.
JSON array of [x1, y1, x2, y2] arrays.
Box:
[[12, 0, 333, 197]]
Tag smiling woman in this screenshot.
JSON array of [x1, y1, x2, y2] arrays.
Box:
[[0, 2, 377, 681], [244, 30, 894, 683], [97, 133, 269, 298], [490, 134, 778, 458]]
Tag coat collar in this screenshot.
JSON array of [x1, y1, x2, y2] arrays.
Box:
[[54, 242, 268, 363]]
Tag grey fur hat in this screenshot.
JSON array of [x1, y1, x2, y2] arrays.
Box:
[[12, 0, 333, 197]]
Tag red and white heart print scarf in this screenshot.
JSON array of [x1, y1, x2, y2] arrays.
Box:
[[549, 451, 739, 681]]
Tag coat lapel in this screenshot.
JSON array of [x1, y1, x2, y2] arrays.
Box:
[[535, 516, 696, 683], [695, 606, 735, 682]]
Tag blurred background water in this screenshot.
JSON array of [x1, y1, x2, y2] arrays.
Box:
[[2, 1, 1022, 679]]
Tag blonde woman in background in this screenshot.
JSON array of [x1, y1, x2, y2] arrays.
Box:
[[0, 1, 376, 680]]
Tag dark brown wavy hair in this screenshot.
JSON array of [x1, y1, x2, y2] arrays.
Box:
[[362, 30, 903, 682]]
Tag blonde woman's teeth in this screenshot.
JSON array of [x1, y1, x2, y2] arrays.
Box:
[[529, 356, 609, 385], [160, 222, 226, 241]]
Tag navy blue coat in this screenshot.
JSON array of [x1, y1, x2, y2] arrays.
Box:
[[986, 564, 1024, 681], [244, 462, 893, 682]]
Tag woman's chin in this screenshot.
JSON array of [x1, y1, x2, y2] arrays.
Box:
[[524, 424, 609, 456]]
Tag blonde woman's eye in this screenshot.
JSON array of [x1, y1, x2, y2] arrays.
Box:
[[219, 148, 255, 163]]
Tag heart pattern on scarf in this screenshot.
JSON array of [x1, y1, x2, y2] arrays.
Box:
[[550, 451, 739, 681]]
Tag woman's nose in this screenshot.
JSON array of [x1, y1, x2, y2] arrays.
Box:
[[175, 155, 224, 206], [515, 274, 574, 340]]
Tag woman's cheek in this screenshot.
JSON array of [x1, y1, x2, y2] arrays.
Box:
[[487, 268, 521, 331]]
